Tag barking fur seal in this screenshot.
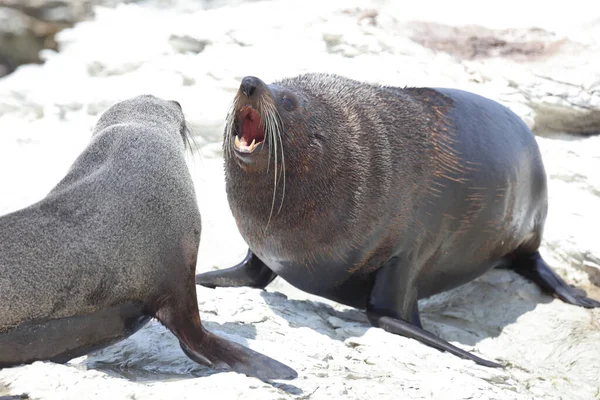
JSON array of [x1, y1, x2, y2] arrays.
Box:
[[196, 73, 600, 367]]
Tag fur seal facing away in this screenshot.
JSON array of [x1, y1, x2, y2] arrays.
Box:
[[0, 95, 296, 381], [196, 73, 600, 368]]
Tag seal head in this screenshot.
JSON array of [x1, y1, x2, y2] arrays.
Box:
[[225, 73, 325, 192]]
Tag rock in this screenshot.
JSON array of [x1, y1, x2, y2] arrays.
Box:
[[0, 0, 599, 399], [408, 22, 571, 61], [168, 35, 210, 54], [0, 0, 135, 78]]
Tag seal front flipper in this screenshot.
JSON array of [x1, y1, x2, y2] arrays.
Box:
[[510, 252, 600, 308], [366, 257, 502, 368], [195, 249, 277, 289]]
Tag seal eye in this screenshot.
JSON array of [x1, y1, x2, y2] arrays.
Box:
[[281, 97, 296, 112]]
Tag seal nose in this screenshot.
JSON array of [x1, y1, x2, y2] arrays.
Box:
[[241, 76, 259, 98]]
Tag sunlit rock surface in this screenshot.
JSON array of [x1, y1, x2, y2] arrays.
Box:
[[1, 1, 599, 399]]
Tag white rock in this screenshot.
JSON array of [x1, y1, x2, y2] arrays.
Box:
[[1, 1, 599, 399]]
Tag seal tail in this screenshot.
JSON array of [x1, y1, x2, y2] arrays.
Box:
[[510, 251, 600, 308], [156, 304, 297, 381]]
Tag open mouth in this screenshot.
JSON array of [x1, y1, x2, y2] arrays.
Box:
[[234, 106, 265, 154]]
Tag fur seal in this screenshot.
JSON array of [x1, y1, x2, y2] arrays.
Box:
[[196, 73, 600, 367], [0, 95, 296, 380]]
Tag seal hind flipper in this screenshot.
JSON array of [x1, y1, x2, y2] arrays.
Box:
[[366, 313, 501, 368], [155, 292, 296, 380], [367, 257, 501, 368], [195, 249, 277, 289], [179, 331, 297, 381], [510, 252, 600, 308]]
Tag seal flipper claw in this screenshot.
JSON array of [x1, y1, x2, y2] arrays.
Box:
[[195, 249, 277, 289], [367, 257, 501, 368], [179, 341, 212, 366], [511, 252, 600, 308]]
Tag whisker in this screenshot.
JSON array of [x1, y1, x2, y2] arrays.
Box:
[[223, 101, 234, 160], [260, 95, 273, 176], [265, 102, 286, 215], [225, 91, 286, 234], [226, 97, 241, 161], [265, 110, 278, 232], [261, 98, 286, 232], [276, 120, 286, 215], [182, 118, 201, 166]]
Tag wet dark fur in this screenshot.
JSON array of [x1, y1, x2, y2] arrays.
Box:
[[0, 95, 296, 380], [198, 73, 599, 367]]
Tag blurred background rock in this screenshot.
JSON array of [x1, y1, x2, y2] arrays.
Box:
[[1, 0, 126, 77], [0, 0, 262, 77]]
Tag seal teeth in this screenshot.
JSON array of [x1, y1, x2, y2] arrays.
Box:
[[250, 138, 256, 150], [234, 135, 241, 148]]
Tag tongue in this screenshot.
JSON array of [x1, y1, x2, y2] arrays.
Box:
[[240, 114, 263, 146]]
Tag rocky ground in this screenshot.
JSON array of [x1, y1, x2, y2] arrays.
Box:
[[0, 0, 599, 399]]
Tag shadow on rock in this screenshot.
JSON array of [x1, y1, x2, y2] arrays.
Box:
[[82, 320, 258, 382], [260, 269, 554, 349]]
